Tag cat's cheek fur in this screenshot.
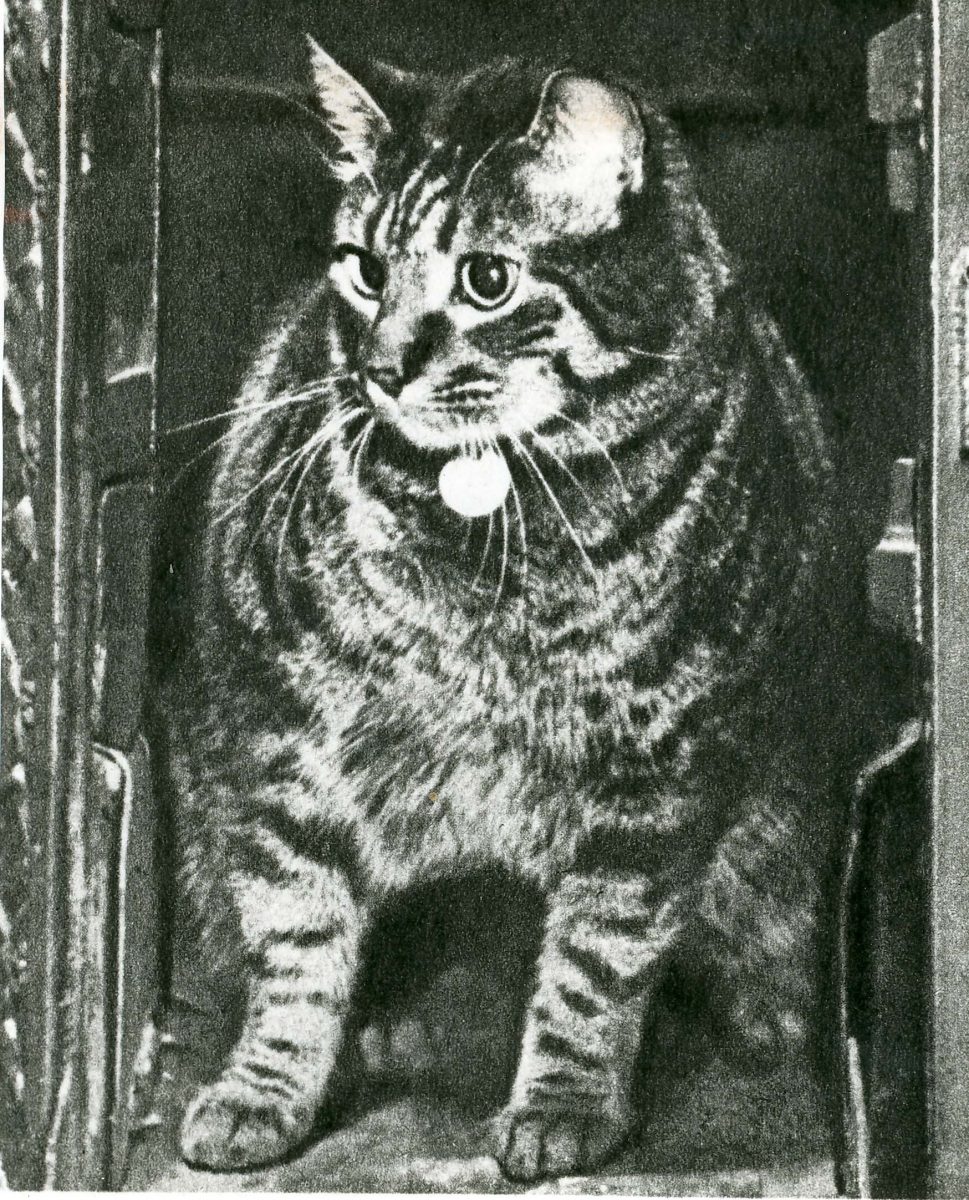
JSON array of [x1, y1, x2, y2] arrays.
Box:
[[547, 304, 634, 384], [330, 289, 376, 352], [495, 361, 565, 437]]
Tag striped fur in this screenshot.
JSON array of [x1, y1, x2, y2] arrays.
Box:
[[171, 51, 848, 1178]]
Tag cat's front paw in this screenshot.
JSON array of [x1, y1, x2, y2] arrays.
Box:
[[492, 1098, 632, 1182], [723, 995, 807, 1069], [180, 1078, 313, 1170]]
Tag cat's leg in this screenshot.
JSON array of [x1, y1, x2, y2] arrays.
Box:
[[698, 804, 828, 1068], [180, 812, 366, 1170], [493, 869, 685, 1181]]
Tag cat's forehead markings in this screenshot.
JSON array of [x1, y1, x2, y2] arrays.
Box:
[[407, 193, 454, 258], [358, 193, 382, 235], [377, 165, 421, 247], [371, 194, 396, 252], [348, 190, 385, 251], [403, 175, 453, 237], [386, 153, 440, 243], [387, 146, 460, 245]]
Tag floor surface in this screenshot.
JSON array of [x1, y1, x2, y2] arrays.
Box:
[[124, 890, 838, 1195]]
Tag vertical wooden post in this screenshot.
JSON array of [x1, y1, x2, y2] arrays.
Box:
[[23, 1, 100, 1185], [2, 0, 50, 1187], [6, 0, 164, 1187], [924, 0, 969, 1193]]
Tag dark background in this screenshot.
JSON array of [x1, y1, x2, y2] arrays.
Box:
[[0, 0, 923, 1189], [152, 0, 917, 668], [137, 2, 920, 1189]]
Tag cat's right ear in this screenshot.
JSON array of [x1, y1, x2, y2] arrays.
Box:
[[306, 36, 392, 188], [518, 72, 645, 235]]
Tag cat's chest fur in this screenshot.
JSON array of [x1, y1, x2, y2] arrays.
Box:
[[292, 683, 561, 891], [278, 544, 660, 889]]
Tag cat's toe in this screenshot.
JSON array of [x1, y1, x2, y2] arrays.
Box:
[[492, 1101, 630, 1181], [180, 1079, 310, 1170], [723, 997, 807, 1069]]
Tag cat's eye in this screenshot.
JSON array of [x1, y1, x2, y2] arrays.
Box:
[[337, 245, 385, 300], [458, 254, 519, 310]]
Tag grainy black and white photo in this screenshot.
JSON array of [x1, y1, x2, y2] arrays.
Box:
[[3, 0, 968, 1195]]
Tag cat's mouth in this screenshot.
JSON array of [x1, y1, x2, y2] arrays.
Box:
[[356, 406, 535, 523], [364, 416, 501, 487], [362, 375, 506, 453], [354, 373, 574, 514]]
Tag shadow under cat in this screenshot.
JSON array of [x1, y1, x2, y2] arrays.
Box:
[[124, 872, 835, 1194]]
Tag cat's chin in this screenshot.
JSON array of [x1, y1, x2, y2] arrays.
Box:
[[380, 414, 504, 455], [366, 415, 514, 477], [363, 420, 528, 524], [364, 420, 450, 498]]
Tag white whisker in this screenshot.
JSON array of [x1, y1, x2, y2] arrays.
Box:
[[529, 429, 593, 504], [507, 467, 529, 582], [161, 382, 352, 497], [273, 405, 363, 565], [459, 517, 475, 557], [212, 437, 321, 530], [162, 374, 350, 435], [283, 373, 353, 401], [274, 437, 330, 569], [511, 435, 598, 581], [343, 420, 372, 472], [349, 417, 377, 494], [555, 413, 629, 501], [214, 403, 361, 531], [486, 502, 509, 624], [160, 424, 238, 497], [471, 512, 495, 592], [251, 436, 320, 551], [254, 403, 354, 546], [624, 346, 682, 362]]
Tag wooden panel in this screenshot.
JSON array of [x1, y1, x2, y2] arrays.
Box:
[[1, 0, 49, 1187], [4, 0, 163, 1188], [924, 0, 969, 1194], [90, 9, 164, 1188], [854, 725, 930, 1197], [19, 0, 97, 1184]]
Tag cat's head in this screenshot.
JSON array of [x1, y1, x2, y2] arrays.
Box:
[[308, 40, 689, 456]]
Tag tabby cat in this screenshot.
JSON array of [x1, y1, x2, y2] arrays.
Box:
[[171, 40, 845, 1178]]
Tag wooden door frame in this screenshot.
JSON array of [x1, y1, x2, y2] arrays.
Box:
[[20, 0, 164, 1187], [923, 1, 969, 1194], [11, 0, 969, 1191]]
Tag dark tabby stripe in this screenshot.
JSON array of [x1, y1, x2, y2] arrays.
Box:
[[229, 833, 300, 885], [175, 49, 842, 1183], [548, 349, 664, 397], [559, 940, 631, 999], [557, 980, 605, 1018], [264, 1037, 301, 1055], [535, 1029, 606, 1073]]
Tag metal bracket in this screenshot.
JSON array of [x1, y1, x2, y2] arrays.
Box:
[[867, 14, 924, 213], [951, 247, 969, 457], [866, 457, 919, 642], [105, 0, 164, 33]]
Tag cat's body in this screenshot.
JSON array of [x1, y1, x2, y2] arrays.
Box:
[[171, 48, 849, 1178]]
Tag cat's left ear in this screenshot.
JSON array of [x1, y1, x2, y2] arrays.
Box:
[[523, 72, 645, 233], [307, 36, 392, 187]]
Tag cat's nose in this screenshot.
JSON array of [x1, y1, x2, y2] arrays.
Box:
[[365, 366, 404, 399], [366, 313, 451, 398]]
